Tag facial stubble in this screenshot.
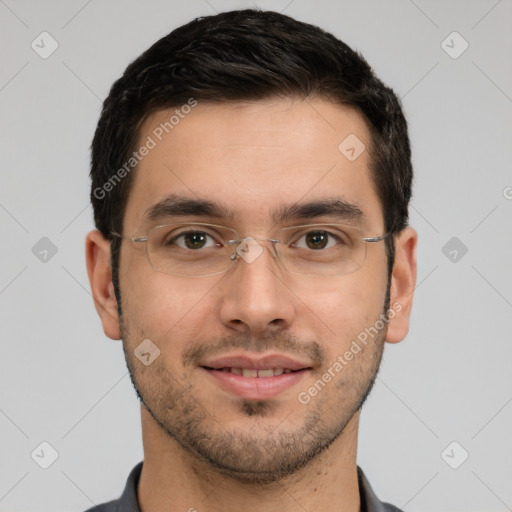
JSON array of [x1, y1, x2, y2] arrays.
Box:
[[120, 305, 387, 485]]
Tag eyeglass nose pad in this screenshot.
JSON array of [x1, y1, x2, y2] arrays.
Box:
[[228, 239, 243, 262]]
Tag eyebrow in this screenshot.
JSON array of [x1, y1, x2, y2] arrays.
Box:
[[143, 193, 366, 226], [273, 198, 366, 225], [144, 194, 236, 223]]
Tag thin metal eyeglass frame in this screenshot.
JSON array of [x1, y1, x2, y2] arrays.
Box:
[[110, 222, 390, 277]]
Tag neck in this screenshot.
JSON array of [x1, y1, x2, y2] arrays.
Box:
[[137, 406, 361, 512]]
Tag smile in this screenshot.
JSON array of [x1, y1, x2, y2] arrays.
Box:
[[201, 366, 310, 400], [202, 367, 300, 377]]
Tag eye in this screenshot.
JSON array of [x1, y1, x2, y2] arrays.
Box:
[[168, 230, 220, 250], [292, 230, 346, 250]]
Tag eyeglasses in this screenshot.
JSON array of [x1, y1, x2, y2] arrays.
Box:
[[111, 222, 389, 277]]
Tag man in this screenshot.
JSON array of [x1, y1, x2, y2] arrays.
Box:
[[85, 9, 417, 512]]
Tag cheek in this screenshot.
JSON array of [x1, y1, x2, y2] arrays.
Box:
[[293, 267, 387, 352], [120, 254, 220, 346]]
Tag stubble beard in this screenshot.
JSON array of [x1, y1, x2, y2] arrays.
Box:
[[120, 321, 386, 485]]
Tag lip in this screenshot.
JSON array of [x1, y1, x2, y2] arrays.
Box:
[[199, 353, 313, 400], [202, 367, 310, 400], [200, 353, 312, 371]]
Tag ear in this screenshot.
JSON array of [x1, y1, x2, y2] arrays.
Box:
[[385, 227, 417, 344], [85, 230, 122, 340]]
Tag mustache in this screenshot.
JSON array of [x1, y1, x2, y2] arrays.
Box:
[[182, 332, 326, 368]]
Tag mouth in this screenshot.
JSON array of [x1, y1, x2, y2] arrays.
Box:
[[198, 353, 313, 399], [201, 366, 307, 377]]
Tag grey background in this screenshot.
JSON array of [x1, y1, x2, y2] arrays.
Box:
[[1, 0, 511, 511]]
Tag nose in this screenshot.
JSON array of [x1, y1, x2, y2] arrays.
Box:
[[217, 239, 296, 335]]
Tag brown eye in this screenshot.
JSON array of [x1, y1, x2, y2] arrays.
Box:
[[305, 232, 329, 249], [294, 230, 341, 250], [184, 232, 208, 249], [170, 231, 216, 250]]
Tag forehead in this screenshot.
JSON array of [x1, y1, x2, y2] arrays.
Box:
[[123, 97, 383, 232]]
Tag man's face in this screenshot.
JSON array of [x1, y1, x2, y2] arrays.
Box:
[[118, 98, 390, 482]]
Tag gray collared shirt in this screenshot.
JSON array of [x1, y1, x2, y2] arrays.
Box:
[[84, 462, 403, 512]]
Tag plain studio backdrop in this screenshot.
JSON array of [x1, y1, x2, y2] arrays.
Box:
[[1, 1, 511, 511]]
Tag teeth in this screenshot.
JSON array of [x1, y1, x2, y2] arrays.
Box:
[[217, 368, 293, 377]]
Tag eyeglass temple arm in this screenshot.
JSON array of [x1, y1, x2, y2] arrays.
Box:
[[108, 232, 148, 244], [362, 233, 391, 243]]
